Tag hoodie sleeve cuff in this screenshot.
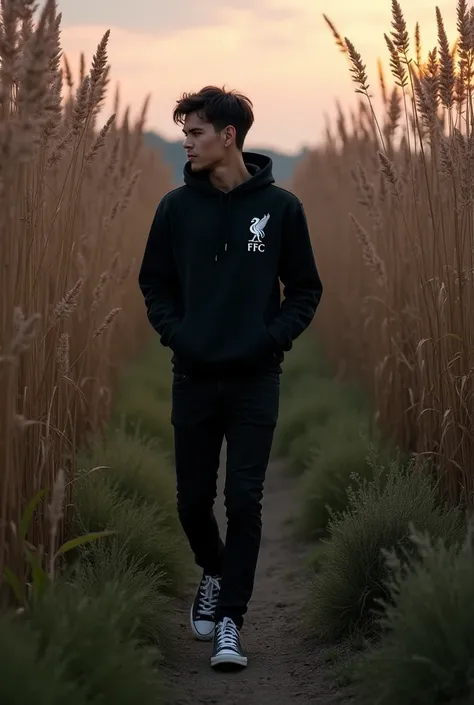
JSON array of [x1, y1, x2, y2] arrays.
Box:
[[161, 321, 181, 347], [266, 324, 291, 353]]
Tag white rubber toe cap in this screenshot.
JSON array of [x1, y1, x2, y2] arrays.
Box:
[[190, 605, 215, 641]]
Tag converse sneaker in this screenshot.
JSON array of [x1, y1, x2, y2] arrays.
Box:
[[190, 574, 221, 641], [210, 617, 248, 669]]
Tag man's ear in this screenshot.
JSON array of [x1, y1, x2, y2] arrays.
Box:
[[224, 125, 236, 147]]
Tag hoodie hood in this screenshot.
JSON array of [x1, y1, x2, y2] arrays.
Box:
[[183, 152, 275, 195]]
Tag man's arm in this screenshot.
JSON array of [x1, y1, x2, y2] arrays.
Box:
[[267, 197, 323, 351], [138, 197, 183, 347]]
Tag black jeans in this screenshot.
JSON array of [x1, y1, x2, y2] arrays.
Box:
[[171, 370, 280, 629]]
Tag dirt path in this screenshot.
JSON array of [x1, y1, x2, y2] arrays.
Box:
[[165, 456, 351, 704]]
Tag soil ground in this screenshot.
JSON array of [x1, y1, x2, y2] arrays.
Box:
[[165, 455, 353, 704]]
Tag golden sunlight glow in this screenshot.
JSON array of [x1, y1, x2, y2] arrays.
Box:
[[60, 0, 457, 152]]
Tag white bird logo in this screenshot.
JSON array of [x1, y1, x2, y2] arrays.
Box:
[[249, 213, 270, 243]]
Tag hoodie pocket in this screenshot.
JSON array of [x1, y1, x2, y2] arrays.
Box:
[[245, 322, 276, 362], [170, 322, 190, 359], [170, 315, 278, 366], [169, 319, 203, 363], [264, 326, 279, 356]]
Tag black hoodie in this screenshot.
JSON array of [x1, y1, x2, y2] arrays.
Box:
[[138, 152, 323, 375]]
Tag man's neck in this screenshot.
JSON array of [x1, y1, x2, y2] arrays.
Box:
[[209, 153, 251, 192]]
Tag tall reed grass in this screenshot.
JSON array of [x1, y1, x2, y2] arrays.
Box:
[[295, 0, 474, 506], [0, 0, 171, 592]]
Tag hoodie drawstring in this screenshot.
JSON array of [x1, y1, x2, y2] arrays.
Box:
[[225, 193, 231, 254], [215, 192, 232, 262]]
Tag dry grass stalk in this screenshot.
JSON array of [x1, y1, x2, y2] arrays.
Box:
[[415, 22, 422, 71], [378, 58, 388, 105], [385, 33, 409, 89], [387, 86, 402, 135], [11, 309, 42, 358], [56, 332, 70, 375], [47, 467, 65, 578], [436, 7, 456, 109], [91, 271, 110, 312], [92, 307, 121, 339], [85, 113, 115, 162], [345, 37, 371, 96], [378, 152, 400, 196], [349, 213, 387, 286], [390, 0, 409, 56], [322, 14, 347, 55], [51, 278, 84, 324]]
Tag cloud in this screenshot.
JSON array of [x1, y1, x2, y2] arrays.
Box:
[[56, 0, 299, 34]]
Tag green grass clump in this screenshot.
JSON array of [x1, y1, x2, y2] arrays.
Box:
[[72, 540, 172, 657], [0, 561, 167, 704], [280, 340, 326, 385], [274, 377, 353, 468], [275, 335, 384, 532], [76, 420, 188, 595], [306, 540, 331, 572], [298, 412, 374, 538], [0, 615, 82, 705], [28, 580, 164, 704], [274, 392, 328, 461], [111, 341, 174, 452], [309, 455, 464, 641], [114, 392, 174, 453], [78, 427, 178, 531], [75, 471, 187, 594], [355, 524, 474, 705]]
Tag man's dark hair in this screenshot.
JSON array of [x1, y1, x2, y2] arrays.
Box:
[[173, 86, 254, 150]]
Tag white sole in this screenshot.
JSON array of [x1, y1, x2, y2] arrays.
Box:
[[189, 603, 215, 642], [211, 652, 248, 669]]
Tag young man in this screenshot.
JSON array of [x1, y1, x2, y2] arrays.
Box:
[[138, 86, 322, 670]]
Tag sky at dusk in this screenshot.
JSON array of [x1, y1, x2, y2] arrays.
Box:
[[53, 0, 457, 153]]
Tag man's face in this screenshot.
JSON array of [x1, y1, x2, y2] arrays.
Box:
[[182, 112, 227, 171]]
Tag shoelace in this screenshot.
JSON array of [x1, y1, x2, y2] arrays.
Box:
[[215, 617, 240, 650], [197, 575, 221, 617]]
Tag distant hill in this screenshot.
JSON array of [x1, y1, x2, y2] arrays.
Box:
[[144, 131, 306, 187]]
